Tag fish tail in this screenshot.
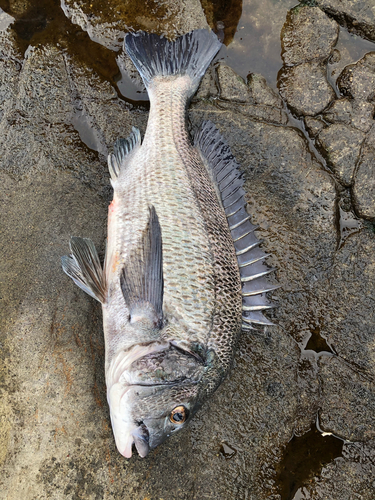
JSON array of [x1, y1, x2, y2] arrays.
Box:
[[124, 29, 221, 96]]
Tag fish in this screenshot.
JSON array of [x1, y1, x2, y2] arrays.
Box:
[[62, 28, 277, 458]]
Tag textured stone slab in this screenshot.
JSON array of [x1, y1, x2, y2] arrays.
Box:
[[61, 0, 208, 49], [316, 0, 375, 42], [279, 60, 335, 115], [352, 127, 375, 221], [282, 5, 339, 65], [317, 123, 366, 186]]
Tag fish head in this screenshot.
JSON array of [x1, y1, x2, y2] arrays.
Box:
[[106, 342, 205, 458]]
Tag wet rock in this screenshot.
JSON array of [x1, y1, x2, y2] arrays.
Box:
[[352, 127, 375, 221], [217, 63, 250, 102], [0, 30, 22, 121], [1, 3, 375, 499], [319, 357, 375, 441], [338, 51, 375, 101], [194, 67, 218, 101], [320, 228, 375, 376], [304, 116, 326, 137], [282, 5, 339, 65], [279, 61, 335, 116], [315, 0, 375, 43], [0, 44, 109, 197], [323, 98, 352, 124], [322, 98, 375, 134], [351, 100, 375, 133], [61, 0, 208, 50], [247, 73, 283, 109], [279, 5, 337, 117], [215, 65, 287, 125], [316, 123, 365, 186], [298, 440, 375, 500]]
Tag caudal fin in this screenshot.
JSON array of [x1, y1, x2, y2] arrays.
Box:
[[124, 29, 221, 95]]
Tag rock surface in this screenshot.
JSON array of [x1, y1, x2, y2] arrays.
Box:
[[279, 5, 338, 116], [61, 0, 208, 49], [1, 0, 375, 499], [279, 60, 336, 115], [316, 0, 375, 42], [282, 5, 339, 65], [316, 123, 365, 186]]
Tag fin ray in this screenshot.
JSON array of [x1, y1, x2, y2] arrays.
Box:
[[62, 237, 106, 303], [120, 206, 164, 329], [195, 121, 278, 327], [124, 30, 221, 94], [108, 127, 141, 181]]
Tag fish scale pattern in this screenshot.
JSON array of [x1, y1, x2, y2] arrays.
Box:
[[104, 78, 217, 363], [172, 115, 243, 378]]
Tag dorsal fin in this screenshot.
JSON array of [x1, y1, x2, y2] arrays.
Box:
[[108, 126, 141, 180], [120, 205, 164, 330], [195, 121, 278, 328]]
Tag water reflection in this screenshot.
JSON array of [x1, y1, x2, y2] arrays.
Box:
[[212, 0, 299, 88]]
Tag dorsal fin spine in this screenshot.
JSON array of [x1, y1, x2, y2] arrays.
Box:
[[108, 126, 141, 181], [195, 121, 278, 328]]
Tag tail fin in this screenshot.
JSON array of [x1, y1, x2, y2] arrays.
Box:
[[124, 29, 221, 94]]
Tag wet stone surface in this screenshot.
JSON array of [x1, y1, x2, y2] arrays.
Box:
[[316, 123, 365, 186], [315, 0, 375, 43], [279, 5, 338, 116], [1, 0, 375, 499]]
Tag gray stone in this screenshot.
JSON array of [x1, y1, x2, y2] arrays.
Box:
[[323, 98, 353, 125], [316, 123, 366, 186], [352, 127, 375, 221], [319, 357, 375, 441], [305, 116, 326, 137], [323, 96, 375, 134], [215, 65, 287, 125], [300, 440, 375, 500], [282, 5, 339, 65], [217, 63, 251, 102], [279, 60, 336, 115], [351, 100, 375, 133], [338, 51, 375, 101], [247, 73, 283, 108], [316, 0, 375, 42], [61, 0, 208, 50]]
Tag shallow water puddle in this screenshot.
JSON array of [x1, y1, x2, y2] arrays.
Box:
[[274, 422, 344, 500]]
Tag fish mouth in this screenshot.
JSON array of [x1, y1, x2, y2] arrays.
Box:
[[131, 424, 150, 458]]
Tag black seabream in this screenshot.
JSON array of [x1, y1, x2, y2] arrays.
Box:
[[62, 29, 276, 458]]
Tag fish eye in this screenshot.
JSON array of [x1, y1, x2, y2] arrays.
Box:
[[169, 405, 188, 424]]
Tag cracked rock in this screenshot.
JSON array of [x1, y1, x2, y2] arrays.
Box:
[[315, 0, 375, 43], [352, 125, 375, 221], [279, 5, 337, 116], [316, 123, 365, 186], [338, 51, 375, 101], [61, 0, 208, 49], [279, 60, 335, 116], [282, 5, 339, 65]]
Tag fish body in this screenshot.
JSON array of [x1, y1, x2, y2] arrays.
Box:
[[62, 29, 276, 458]]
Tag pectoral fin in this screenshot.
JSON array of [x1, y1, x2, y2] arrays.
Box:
[[62, 237, 106, 303], [120, 206, 164, 329]]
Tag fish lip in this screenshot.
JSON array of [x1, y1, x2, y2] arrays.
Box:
[[133, 424, 150, 458]]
